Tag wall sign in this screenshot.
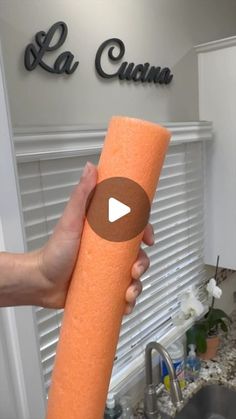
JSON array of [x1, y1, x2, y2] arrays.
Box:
[[24, 21, 173, 85], [24, 21, 79, 74], [95, 38, 173, 85]]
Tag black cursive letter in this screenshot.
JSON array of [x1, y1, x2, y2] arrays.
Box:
[[24, 21, 79, 75], [95, 38, 125, 79], [54, 51, 79, 74]]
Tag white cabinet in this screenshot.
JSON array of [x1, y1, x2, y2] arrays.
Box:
[[196, 37, 236, 269]]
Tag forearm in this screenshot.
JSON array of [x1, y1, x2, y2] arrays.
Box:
[[0, 251, 46, 307]]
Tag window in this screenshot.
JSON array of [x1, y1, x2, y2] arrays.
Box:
[[16, 123, 210, 396]]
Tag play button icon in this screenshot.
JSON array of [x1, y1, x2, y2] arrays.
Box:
[[86, 177, 150, 242], [108, 198, 131, 223]]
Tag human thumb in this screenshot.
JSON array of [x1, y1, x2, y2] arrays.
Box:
[[55, 162, 97, 240]]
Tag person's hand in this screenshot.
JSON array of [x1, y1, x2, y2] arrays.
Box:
[[37, 162, 154, 313]]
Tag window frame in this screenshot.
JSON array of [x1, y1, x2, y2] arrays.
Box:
[[13, 121, 212, 406]]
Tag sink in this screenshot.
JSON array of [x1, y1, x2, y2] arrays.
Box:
[[174, 384, 236, 419]]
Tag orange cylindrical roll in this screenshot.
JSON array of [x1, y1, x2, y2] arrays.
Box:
[[46, 116, 171, 419]]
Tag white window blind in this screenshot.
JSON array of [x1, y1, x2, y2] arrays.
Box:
[[17, 140, 205, 395]]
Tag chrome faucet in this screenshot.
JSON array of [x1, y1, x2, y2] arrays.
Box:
[[144, 341, 183, 418]]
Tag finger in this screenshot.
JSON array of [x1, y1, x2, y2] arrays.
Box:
[[124, 301, 136, 316], [131, 248, 150, 281], [142, 223, 154, 246], [125, 279, 143, 304], [56, 162, 97, 238]]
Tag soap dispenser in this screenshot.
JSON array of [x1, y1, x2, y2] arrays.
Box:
[[185, 344, 201, 382], [104, 393, 123, 418]]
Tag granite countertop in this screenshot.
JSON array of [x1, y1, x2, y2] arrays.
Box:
[[134, 310, 236, 418]]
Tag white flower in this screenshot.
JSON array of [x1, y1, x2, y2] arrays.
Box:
[[206, 278, 222, 299], [172, 311, 186, 326], [179, 288, 204, 319]]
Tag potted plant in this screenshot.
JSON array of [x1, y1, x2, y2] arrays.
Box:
[[187, 256, 232, 360]]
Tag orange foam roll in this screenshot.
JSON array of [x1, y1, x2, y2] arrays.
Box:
[[47, 116, 171, 419]]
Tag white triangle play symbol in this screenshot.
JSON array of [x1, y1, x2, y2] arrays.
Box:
[[108, 197, 131, 223]]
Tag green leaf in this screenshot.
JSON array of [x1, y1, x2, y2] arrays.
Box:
[[196, 328, 207, 353], [186, 327, 197, 345], [218, 319, 228, 333], [197, 320, 209, 333], [207, 308, 231, 323], [207, 308, 231, 331], [186, 324, 207, 353]]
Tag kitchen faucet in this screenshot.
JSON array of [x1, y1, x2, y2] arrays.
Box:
[[144, 341, 183, 418]]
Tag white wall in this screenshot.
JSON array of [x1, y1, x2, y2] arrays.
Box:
[[0, 318, 18, 419], [205, 265, 236, 316], [198, 42, 236, 270], [0, 219, 18, 419], [0, 0, 236, 128]]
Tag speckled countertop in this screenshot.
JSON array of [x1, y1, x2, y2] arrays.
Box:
[[134, 310, 236, 418]]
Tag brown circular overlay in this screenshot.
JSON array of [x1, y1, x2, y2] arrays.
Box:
[[86, 177, 151, 242]]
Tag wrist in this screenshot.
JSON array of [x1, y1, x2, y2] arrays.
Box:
[[36, 247, 67, 309], [0, 251, 47, 307]]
